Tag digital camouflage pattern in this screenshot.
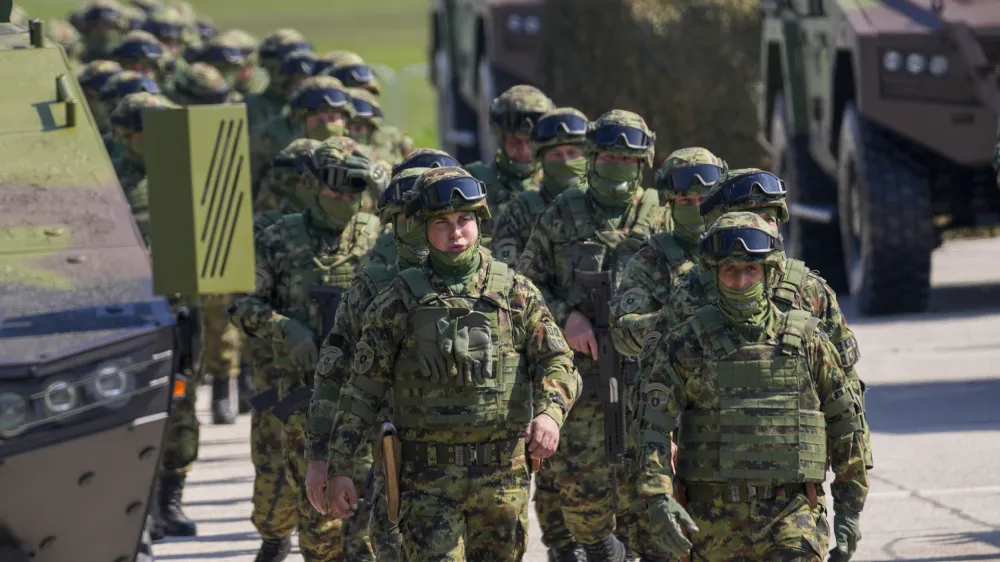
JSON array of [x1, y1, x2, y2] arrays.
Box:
[[254, 138, 325, 213], [200, 294, 240, 385], [246, 48, 314, 139], [492, 107, 589, 266], [634, 212, 869, 561], [166, 61, 232, 106], [326, 239, 580, 560], [609, 147, 725, 356]]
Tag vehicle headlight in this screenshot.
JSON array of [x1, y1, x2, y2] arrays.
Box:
[[906, 53, 926, 74], [89, 361, 133, 409], [882, 50, 902, 72], [506, 14, 522, 33], [43, 379, 80, 415], [0, 392, 30, 437], [524, 15, 541, 35], [928, 54, 949, 77]]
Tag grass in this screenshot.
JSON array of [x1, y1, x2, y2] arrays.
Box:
[[20, 0, 438, 148]]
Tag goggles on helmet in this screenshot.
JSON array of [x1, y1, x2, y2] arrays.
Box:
[[306, 161, 369, 193], [84, 6, 121, 23], [657, 164, 725, 192], [407, 176, 487, 216], [291, 87, 348, 112], [196, 21, 219, 41], [114, 39, 164, 61], [109, 104, 169, 133], [350, 97, 375, 120], [277, 53, 315, 77], [144, 21, 182, 41], [490, 108, 545, 133], [331, 64, 375, 85], [588, 124, 653, 150], [700, 227, 783, 258], [531, 113, 587, 143], [99, 75, 160, 101], [175, 81, 229, 105], [81, 70, 119, 92], [699, 172, 787, 216], [200, 45, 245, 66], [378, 174, 419, 210], [391, 153, 460, 177]]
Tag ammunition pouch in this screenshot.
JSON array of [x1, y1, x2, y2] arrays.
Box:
[[681, 482, 819, 505]]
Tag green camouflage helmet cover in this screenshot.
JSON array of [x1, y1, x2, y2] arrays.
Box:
[[271, 48, 316, 95], [267, 138, 324, 209], [166, 0, 196, 24], [406, 166, 491, 221], [701, 168, 790, 226], [78, 0, 127, 34], [288, 76, 355, 120], [222, 28, 259, 62], [654, 146, 727, 199], [200, 34, 249, 72], [109, 91, 178, 136], [130, 0, 162, 14], [78, 59, 123, 92], [391, 147, 460, 177], [121, 5, 147, 29], [530, 106, 588, 159], [699, 211, 785, 272], [327, 52, 380, 95], [172, 62, 230, 105], [258, 29, 309, 73], [98, 70, 160, 118], [585, 109, 655, 166], [489, 84, 553, 137], [347, 87, 382, 127], [111, 30, 165, 67], [379, 166, 429, 222]]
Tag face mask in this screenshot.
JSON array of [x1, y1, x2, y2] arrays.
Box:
[[671, 203, 705, 242], [717, 278, 767, 324], [316, 192, 360, 225], [289, 180, 320, 213], [394, 215, 428, 264], [591, 161, 639, 202], [497, 150, 536, 179], [542, 157, 587, 191], [306, 120, 345, 141]]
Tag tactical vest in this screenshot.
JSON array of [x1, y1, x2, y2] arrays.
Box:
[[369, 232, 398, 266], [390, 260, 532, 432], [648, 232, 698, 299], [676, 306, 827, 485], [357, 261, 398, 298]]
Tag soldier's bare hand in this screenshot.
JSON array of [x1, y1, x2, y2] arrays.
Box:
[[306, 459, 328, 514], [326, 475, 358, 519], [564, 311, 598, 360], [525, 414, 560, 458]]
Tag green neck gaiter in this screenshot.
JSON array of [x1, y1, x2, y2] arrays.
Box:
[[306, 120, 345, 141], [496, 149, 536, 180], [313, 196, 358, 230], [717, 279, 769, 327], [430, 243, 481, 291], [671, 203, 705, 245], [588, 181, 631, 222], [590, 162, 639, 205], [393, 215, 428, 266], [541, 157, 587, 200]]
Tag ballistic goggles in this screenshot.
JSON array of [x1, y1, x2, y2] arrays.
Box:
[[700, 172, 787, 216], [530, 113, 587, 143], [700, 227, 783, 258], [657, 164, 725, 192]]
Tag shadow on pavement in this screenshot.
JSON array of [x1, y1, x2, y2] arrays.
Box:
[[878, 531, 1000, 561], [154, 548, 259, 560], [843, 282, 1000, 325], [199, 437, 252, 447], [194, 454, 251, 465], [185, 474, 255, 488], [866, 379, 1000, 434], [184, 497, 252, 507], [160, 530, 260, 544]]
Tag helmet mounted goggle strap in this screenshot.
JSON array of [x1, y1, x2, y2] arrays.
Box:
[[588, 124, 653, 152], [332, 64, 376, 86], [378, 175, 419, 211], [700, 172, 787, 216], [293, 87, 349, 113]]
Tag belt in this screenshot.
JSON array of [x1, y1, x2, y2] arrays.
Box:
[[402, 437, 524, 467], [682, 482, 812, 503]]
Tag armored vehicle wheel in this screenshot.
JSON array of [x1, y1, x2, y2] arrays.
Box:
[[771, 94, 847, 292], [837, 103, 933, 315], [434, 48, 480, 164]]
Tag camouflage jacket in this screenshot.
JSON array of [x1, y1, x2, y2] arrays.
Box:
[[229, 208, 380, 383], [250, 116, 299, 195], [635, 304, 869, 513], [364, 231, 398, 267], [113, 157, 150, 248], [517, 187, 667, 379], [609, 232, 699, 356], [369, 126, 410, 166], [491, 186, 558, 266], [326, 249, 581, 476], [245, 90, 285, 143], [465, 161, 542, 248]]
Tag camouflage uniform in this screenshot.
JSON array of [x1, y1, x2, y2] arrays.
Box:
[[634, 212, 869, 562], [166, 61, 234, 105], [246, 47, 315, 141], [221, 28, 267, 95], [230, 138, 383, 561], [491, 107, 589, 266], [78, 0, 131, 63], [190, 34, 250, 102], [347, 87, 409, 166], [77, 59, 123, 141], [465, 85, 552, 248], [307, 167, 430, 562], [109, 29, 169, 83], [326, 167, 580, 562], [254, 138, 325, 213], [251, 76, 355, 198], [517, 110, 663, 561], [142, 6, 193, 57]]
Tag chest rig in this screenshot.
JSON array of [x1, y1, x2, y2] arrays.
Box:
[[676, 306, 827, 485]]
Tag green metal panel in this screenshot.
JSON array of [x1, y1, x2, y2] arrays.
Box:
[[145, 104, 255, 295]]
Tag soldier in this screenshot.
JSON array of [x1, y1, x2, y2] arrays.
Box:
[[466, 85, 552, 247], [492, 107, 589, 266], [304, 167, 431, 562], [254, 138, 327, 213], [194, 16, 218, 43], [391, 148, 460, 177], [517, 109, 665, 561], [346, 87, 404, 165], [257, 28, 311, 81], [223, 28, 268, 95], [121, 3, 147, 31], [610, 147, 727, 357], [46, 19, 86, 64], [191, 34, 252, 100], [110, 29, 170, 82], [634, 211, 869, 562], [251, 76, 355, 195], [100, 70, 161, 168], [77, 0, 130, 62], [326, 52, 380, 95], [130, 0, 162, 15], [246, 48, 316, 139], [230, 138, 384, 562], [324, 166, 580, 561], [142, 6, 187, 55], [166, 61, 234, 106], [77, 59, 122, 136]]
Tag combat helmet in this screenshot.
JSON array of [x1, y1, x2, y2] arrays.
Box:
[[170, 62, 231, 105], [263, 138, 325, 212], [108, 91, 179, 161], [120, 4, 147, 31], [257, 29, 311, 75], [308, 137, 384, 225], [78, 59, 123, 98], [346, 88, 383, 143], [699, 211, 785, 274], [326, 52, 380, 95], [530, 107, 588, 159], [142, 6, 186, 53], [391, 148, 460, 177], [110, 30, 166, 76], [130, 0, 163, 15], [195, 16, 218, 42], [585, 109, 655, 167], [489, 85, 552, 139], [98, 70, 161, 122], [405, 167, 491, 221], [269, 49, 317, 100], [195, 34, 250, 86], [378, 167, 429, 224], [222, 29, 259, 62], [654, 147, 727, 199], [314, 50, 349, 76], [287, 76, 355, 122], [700, 168, 789, 226]]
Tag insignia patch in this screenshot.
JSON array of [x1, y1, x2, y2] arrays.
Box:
[[620, 288, 645, 314], [545, 325, 568, 351], [316, 346, 344, 375], [640, 331, 661, 361], [495, 242, 517, 265], [353, 341, 375, 374], [643, 382, 670, 411]]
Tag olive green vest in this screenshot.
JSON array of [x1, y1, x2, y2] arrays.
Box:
[[390, 260, 532, 432], [676, 306, 827, 484], [648, 232, 698, 291], [520, 189, 548, 216]]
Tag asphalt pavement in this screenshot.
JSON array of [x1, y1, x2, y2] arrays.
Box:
[[153, 237, 1000, 562]]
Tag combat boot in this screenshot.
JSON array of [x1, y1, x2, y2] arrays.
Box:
[[254, 537, 291, 562], [237, 359, 253, 414], [211, 375, 237, 424], [548, 543, 587, 562], [156, 473, 197, 537], [147, 485, 165, 541], [583, 535, 627, 562]]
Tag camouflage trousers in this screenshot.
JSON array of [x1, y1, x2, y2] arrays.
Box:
[[535, 397, 637, 547], [249, 352, 298, 540], [680, 486, 829, 561], [200, 294, 240, 380], [160, 364, 201, 476], [397, 457, 530, 561], [533, 463, 576, 549], [368, 464, 404, 561]]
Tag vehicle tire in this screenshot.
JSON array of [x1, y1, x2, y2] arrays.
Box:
[[476, 56, 498, 164], [433, 48, 480, 164], [837, 103, 933, 315], [770, 93, 848, 292]]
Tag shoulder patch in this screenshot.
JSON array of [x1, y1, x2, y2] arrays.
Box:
[[353, 341, 375, 374], [545, 324, 568, 351], [316, 345, 344, 375], [640, 330, 661, 361], [619, 287, 646, 314]]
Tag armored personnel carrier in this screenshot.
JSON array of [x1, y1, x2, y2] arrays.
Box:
[[758, 0, 1000, 315], [0, 4, 254, 561]]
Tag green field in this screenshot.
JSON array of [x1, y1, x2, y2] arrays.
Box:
[[19, 0, 438, 148]]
